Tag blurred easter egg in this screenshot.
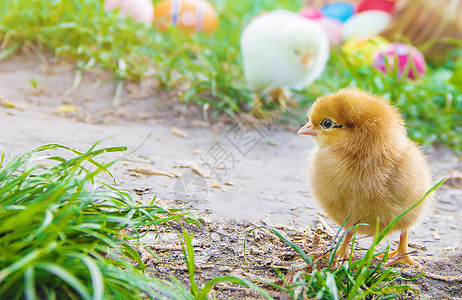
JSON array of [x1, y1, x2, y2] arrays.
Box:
[[298, 7, 322, 20], [357, 0, 396, 13], [104, 0, 154, 23], [154, 0, 219, 34], [316, 17, 343, 45], [373, 43, 426, 79], [320, 1, 354, 22], [342, 10, 391, 40], [342, 35, 388, 63]]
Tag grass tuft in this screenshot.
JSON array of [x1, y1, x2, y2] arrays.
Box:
[[0, 142, 192, 299]]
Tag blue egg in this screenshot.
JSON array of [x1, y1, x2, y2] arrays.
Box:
[[320, 1, 355, 22]]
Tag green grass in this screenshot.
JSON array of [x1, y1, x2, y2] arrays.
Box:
[[0, 0, 460, 150], [0, 0, 297, 116], [0, 142, 198, 299], [246, 180, 444, 299]]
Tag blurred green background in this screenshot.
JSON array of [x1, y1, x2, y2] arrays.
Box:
[[0, 0, 460, 151]]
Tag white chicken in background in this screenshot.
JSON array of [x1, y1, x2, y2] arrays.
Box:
[[241, 10, 329, 111]]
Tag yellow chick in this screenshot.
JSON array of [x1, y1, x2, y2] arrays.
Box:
[[298, 88, 433, 266]]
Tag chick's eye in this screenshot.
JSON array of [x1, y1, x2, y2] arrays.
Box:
[[320, 118, 335, 130]]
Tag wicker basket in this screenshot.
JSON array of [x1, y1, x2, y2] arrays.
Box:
[[381, 0, 462, 62], [303, 0, 462, 62]]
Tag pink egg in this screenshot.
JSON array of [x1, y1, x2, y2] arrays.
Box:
[[104, 0, 154, 23], [373, 43, 426, 79], [298, 7, 322, 20], [316, 17, 343, 45]]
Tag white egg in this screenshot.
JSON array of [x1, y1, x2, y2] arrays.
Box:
[[341, 10, 391, 40]]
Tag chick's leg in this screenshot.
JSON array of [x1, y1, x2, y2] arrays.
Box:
[[384, 229, 421, 267], [268, 87, 289, 111], [335, 229, 355, 263], [251, 87, 289, 121]]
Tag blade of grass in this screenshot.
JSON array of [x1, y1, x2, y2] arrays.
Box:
[[181, 229, 199, 297], [24, 267, 36, 300], [35, 263, 92, 300], [78, 255, 105, 300], [246, 226, 312, 265]]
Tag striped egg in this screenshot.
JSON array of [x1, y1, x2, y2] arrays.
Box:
[[154, 0, 219, 34], [373, 43, 426, 80]]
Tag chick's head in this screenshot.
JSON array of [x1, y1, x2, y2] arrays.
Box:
[[285, 21, 328, 69], [298, 89, 407, 150]]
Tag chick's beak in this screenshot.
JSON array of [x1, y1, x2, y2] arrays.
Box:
[[297, 121, 318, 136], [301, 53, 312, 68]]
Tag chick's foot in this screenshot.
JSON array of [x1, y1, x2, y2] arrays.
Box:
[[384, 254, 421, 267], [382, 229, 421, 267], [376, 247, 399, 260]]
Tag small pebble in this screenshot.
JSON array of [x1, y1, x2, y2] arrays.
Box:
[[211, 232, 220, 242]]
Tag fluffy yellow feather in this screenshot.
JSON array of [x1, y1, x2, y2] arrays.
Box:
[[298, 88, 433, 266]]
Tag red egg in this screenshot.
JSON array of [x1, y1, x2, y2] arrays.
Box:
[[357, 0, 396, 13]]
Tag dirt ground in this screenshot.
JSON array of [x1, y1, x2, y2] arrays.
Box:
[[0, 54, 461, 299]]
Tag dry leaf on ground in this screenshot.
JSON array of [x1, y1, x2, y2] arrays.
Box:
[[173, 160, 211, 178], [129, 166, 179, 178], [57, 104, 78, 113], [172, 127, 188, 138], [0, 97, 26, 110]]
